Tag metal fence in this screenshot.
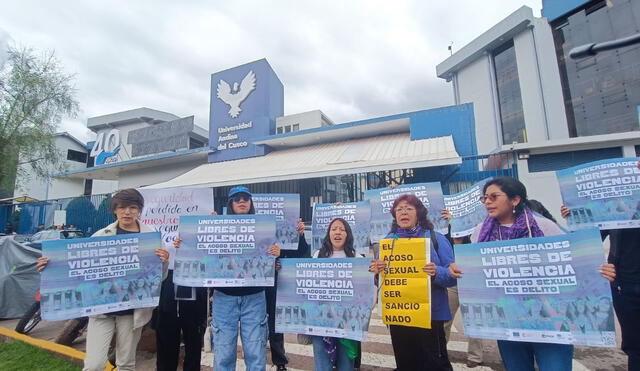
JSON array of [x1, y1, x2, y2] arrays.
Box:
[[1, 194, 115, 235], [0, 153, 518, 235]]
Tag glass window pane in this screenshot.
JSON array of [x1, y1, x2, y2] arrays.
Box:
[[493, 40, 527, 144]]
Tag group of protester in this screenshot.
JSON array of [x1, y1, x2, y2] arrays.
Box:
[[35, 172, 638, 371]]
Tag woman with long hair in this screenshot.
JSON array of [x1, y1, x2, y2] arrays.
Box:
[[370, 194, 456, 370], [310, 218, 358, 371], [450, 177, 613, 370]]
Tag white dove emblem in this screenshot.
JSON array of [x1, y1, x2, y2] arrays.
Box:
[[216, 70, 257, 118]]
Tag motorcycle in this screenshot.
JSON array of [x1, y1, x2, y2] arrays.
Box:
[[15, 289, 89, 346], [14, 291, 41, 334]]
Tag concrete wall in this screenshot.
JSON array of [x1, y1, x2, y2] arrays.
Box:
[[456, 56, 500, 154], [452, 16, 570, 154], [516, 158, 567, 227], [17, 135, 88, 200], [530, 18, 569, 140], [118, 161, 204, 189], [91, 180, 118, 195], [276, 110, 332, 132]]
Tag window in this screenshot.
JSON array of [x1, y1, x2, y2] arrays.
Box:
[[527, 147, 622, 172], [292, 124, 300, 132], [83, 179, 93, 195], [284, 125, 291, 133], [189, 138, 204, 149], [551, 0, 640, 137], [277, 127, 283, 134], [493, 40, 527, 144], [67, 149, 87, 163]]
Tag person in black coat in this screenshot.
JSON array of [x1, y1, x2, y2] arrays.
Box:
[[266, 218, 311, 371]]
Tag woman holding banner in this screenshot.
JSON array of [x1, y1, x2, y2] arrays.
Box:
[[310, 217, 360, 371], [449, 177, 615, 371], [37, 188, 170, 371], [369, 194, 456, 371]]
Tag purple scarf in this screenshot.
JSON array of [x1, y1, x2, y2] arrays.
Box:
[[477, 208, 544, 242], [394, 225, 424, 238]]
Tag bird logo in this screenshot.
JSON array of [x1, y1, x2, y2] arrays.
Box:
[[216, 70, 256, 118]]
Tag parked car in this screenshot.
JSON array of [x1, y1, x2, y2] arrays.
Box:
[[27, 229, 84, 249]]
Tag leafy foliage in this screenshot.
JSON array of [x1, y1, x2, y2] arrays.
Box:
[[0, 46, 78, 194]]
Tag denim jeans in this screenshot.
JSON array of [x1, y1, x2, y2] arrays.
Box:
[[497, 340, 573, 371], [311, 336, 354, 371], [211, 290, 268, 371]]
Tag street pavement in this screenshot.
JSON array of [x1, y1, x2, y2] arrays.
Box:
[[0, 306, 629, 370]]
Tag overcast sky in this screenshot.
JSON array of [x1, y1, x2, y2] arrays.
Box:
[[0, 1, 541, 143]]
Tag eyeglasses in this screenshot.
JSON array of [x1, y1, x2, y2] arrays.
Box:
[[231, 195, 251, 202], [479, 193, 507, 203], [394, 206, 416, 213]]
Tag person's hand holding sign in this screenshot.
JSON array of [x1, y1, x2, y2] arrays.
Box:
[[268, 245, 281, 258], [422, 262, 437, 276], [369, 259, 386, 274], [156, 248, 169, 262], [448, 262, 463, 278], [37, 257, 49, 272]]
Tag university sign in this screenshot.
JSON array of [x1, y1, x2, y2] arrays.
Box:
[[208, 59, 284, 162], [90, 128, 121, 165]]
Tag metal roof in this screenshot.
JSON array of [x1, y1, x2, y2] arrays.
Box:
[[147, 133, 460, 189], [58, 147, 209, 180], [254, 117, 409, 149]]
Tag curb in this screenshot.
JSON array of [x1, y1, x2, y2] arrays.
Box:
[[0, 326, 113, 370]]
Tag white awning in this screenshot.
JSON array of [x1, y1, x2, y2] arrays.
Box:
[[147, 133, 460, 189]]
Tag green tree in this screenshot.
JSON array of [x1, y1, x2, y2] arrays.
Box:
[[0, 46, 78, 196]]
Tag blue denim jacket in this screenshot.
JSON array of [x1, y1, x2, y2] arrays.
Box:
[[384, 230, 456, 321]]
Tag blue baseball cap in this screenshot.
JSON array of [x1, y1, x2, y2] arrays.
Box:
[[228, 186, 252, 198]]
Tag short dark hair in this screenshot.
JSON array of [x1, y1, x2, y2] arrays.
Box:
[[390, 193, 434, 232], [110, 189, 144, 213]]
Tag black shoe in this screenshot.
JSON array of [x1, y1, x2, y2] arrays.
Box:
[[276, 365, 287, 371]]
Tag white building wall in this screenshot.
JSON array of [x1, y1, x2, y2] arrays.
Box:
[[118, 162, 205, 189], [49, 177, 86, 199], [456, 56, 500, 154], [514, 28, 549, 143], [91, 180, 118, 195], [16, 135, 87, 200], [531, 18, 569, 140], [276, 110, 333, 133], [516, 158, 567, 228]]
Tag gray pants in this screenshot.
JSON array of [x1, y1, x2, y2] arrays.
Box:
[[83, 314, 143, 371], [444, 286, 484, 363]]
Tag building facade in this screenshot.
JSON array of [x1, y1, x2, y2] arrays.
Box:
[[436, 1, 640, 220], [62, 107, 209, 195], [13, 132, 88, 200]]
